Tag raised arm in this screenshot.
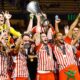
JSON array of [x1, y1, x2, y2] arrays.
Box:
[[33, 32, 40, 46], [26, 14, 34, 32], [3, 11, 21, 37], [36, 14, 41, 33], [15, 37, 22, 51], [3, 11, 12, 31], [47, 23, 55, 41], [71, 29, 80, 45], [55, 17, 61, 33], [33, 14, 42, 45], [66, 13, 80, 38]]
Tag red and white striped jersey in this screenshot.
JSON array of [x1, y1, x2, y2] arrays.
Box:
[[32, 26, 55, 34], [54, 43, 77, 71], [0, 53, 9, 80], [36, 43, 54, 71], [11, 52, 29, 78]]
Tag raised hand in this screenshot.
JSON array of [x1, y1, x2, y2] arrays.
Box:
[[29, 13, 34, 19], [55, 18, 61, 24], [3, 11, 12, 20], [41, 12, 47, 19]]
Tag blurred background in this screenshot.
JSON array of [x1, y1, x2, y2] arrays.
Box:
[[0, 0, 80, 33]]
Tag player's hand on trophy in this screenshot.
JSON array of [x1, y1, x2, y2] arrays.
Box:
[[3, 11, 12, 20], [41, 12, 47, 19], [29, 13, 34, 19]]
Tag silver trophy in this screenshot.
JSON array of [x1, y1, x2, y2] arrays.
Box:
[[27, 1, 41, 14], [27, 1, 46, 24]]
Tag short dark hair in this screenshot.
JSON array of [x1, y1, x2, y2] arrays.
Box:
[[0, 11, 4, 16], [54, 32, 61, 39], [42, 19, 49, 23], [40, 32, 47, 38], [22, 33, 30, 38]]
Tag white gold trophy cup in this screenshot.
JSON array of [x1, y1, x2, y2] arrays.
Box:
[[27, 1, 46, 24]]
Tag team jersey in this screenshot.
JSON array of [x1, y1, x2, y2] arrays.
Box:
[[0, 52, 9, 80], [11, 52, 29, 78], [36, 43, 54, 71], [54, 43, 77, 71]]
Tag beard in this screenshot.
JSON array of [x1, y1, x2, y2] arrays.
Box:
[[42, 39, 48, 44], [24, 43, 31, 49]]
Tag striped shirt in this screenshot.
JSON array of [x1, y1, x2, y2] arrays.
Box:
[[54, 43, 77, 71], [11, 52, 29, 78], [0, 53, 9, 80], [36, 43, 54, 71], [32, 26, 55, 34]]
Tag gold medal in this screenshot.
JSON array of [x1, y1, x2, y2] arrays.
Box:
[[30, 58, 34, 62]]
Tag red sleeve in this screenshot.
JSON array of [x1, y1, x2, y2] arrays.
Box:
[[77, 44, 80, 50], [64, 36, 72, 44], [35, 44, 42, 52], [48, 43, 54, 51], [76, 50, 80, 58], [51, 27, 56, 35], [10, 38, 14, 44], [32, 27, 36, 33]]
